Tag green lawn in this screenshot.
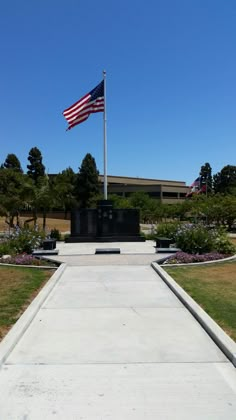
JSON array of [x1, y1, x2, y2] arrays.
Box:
[[164, 261, 236, 342], [0, 266, 54, 341]]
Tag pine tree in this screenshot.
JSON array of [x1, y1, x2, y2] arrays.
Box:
[[200, 162, 212, 193], [3, 153, 23, 173], [27, 147, 45, 184], [213, 165, 236, 194], [74, 153, 100, 208]]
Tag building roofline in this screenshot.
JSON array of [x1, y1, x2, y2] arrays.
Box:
[[98, 174, 186, 186]]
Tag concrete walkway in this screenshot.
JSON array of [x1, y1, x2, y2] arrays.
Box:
[[0, 242, 236, 419]]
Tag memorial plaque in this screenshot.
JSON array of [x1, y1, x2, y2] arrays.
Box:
[[65, 200, 145, 242]]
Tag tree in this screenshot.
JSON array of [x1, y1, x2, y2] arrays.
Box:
[[34, 176, 54, 230], [213, 165, 236, 194], [53, 167, 77, 217], [23, 175, 56, 230], [3, 153, 23, 173], [200, 162, 212, 194], [200, 194, 236, 229], [165, 200, 191, 221], [74, 154, 100, 208], [27, 147, 45, 184], [129, 192, 160, 223], [0, 168, 29, 227], [108, 194, 131, 209]]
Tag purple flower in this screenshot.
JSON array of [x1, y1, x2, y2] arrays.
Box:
[[164, 251, 229, 264], [0, 253, 49, 266]]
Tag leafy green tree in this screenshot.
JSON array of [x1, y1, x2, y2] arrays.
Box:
[[221, 195, 236, 229], [35, 176, 54, 230], [108, 194, 131, 209], [27, 147, 45, 184], [180, 193, 236, 230], [129, 191, 160, 223], [23, 175, 56, 230], [129, 191, 150, 209], [202, 194, 236, 229], [3, 153, 23, 173], [74, 153, 100, 208], [213, 165, 236, 194], [0, 168, 29, 227], [54, 167, 77, 217]]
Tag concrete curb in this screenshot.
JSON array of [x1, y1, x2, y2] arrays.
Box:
[[151, 262, 236, 367], [0, 263, 57, 269], [0, 263, 67, 369]]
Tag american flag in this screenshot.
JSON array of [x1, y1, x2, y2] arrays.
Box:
[[190, 177, 201, 188], [63, 80, 104, 130], [186, 177, 201, 197]]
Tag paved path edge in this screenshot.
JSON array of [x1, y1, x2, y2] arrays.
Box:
[[0, 263, 67, 369], [151, 262, 236, 367]]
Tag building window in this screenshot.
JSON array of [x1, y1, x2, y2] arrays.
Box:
[[148, 192, 161, 198], [162, 192, 178, 198]]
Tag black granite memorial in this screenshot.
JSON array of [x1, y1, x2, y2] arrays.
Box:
[[65, 200, 145, 242]]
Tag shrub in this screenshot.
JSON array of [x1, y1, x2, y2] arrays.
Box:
[[12, 228, 45, 254], [3, 227, 46, 255], [50, 228, 61, 241], [143, 233, 157, 240], [174, 223, 214, 254], [173, 223, 236, 255], [213, 230, 236, 255], [155, 222, 181, 240], [0, 240, 14, 257]]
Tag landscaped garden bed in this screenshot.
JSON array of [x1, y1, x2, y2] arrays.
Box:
[[0, 253, 57, 267], [163, 251, 232, 265], [0, 226, 58, 267], [156, 222, 236, 264]]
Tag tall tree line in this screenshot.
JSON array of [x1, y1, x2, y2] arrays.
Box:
[[0, 149, 100, 228], [1, 151, 236, 228], [191, 162, 236, 196]]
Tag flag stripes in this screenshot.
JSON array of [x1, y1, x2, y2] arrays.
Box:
[[63, 80, 104, 130], [186, 176, 207, 197]]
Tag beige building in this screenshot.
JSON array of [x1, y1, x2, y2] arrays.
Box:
[[98, 175, 189, 204]]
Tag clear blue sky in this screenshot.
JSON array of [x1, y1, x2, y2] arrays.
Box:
[[0, 0, 236, 186]]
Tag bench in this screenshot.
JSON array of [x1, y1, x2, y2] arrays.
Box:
[[42, 239, 56, 250], [155, 237, 172, 248]]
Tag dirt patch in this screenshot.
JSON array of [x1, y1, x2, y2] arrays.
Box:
[[0, 217, 70, 233]]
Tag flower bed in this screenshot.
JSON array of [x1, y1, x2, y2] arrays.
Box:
[[163, 251, 231, 265], [155, 222, 236, 265], [0, 253, 55, 266], [0, 226, 45, 256]]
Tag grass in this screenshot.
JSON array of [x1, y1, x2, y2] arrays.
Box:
[[165, 261, 236, 342], [0, 266, 54, 341], [230, 237, 236, 246]]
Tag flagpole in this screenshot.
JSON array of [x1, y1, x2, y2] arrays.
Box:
[[103, 70, 107, 200]]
